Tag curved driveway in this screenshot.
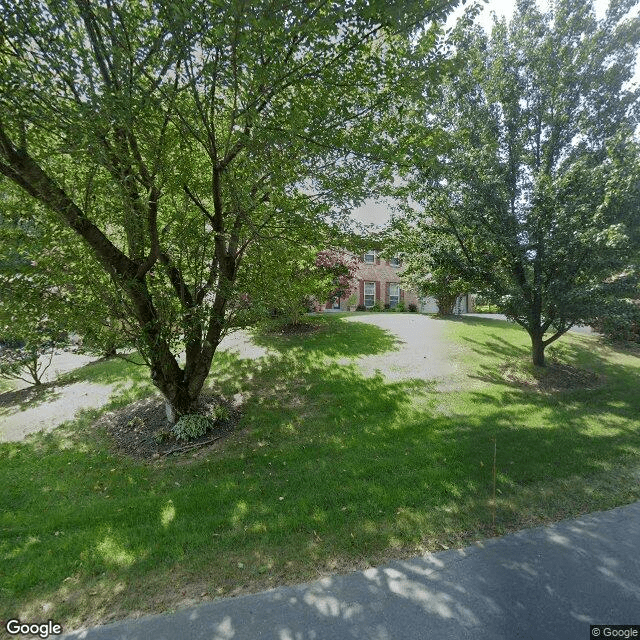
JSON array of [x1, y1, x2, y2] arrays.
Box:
[[342, 313, 461, 388]]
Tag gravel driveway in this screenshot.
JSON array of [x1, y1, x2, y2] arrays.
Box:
[[0, 331, 270, 442], [1, 316, 456, 441], [342, 313, 460, 387]]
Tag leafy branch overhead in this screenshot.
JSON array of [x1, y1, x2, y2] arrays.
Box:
[[0, 0, 456, 420]]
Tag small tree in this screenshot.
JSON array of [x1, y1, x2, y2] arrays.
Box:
[[0, 285, 66, 386], [315, 249, 359, 307], [246, 244, 359, 324], [385, 215, 475, 315], [0, 191, 132, 361]]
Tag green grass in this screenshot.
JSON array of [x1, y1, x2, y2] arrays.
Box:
[[473, 304, 501, 313], [1, 315, 639, 631], [0, 377, 16, 393]]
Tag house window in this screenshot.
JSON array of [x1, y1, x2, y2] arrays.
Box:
[[389, 283, 400, 308], [390, 256, 401, 267], [364, 250, 376, 264], [364, 281, 375, 307]]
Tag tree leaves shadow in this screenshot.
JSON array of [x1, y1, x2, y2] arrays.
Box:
[[4, 319, 640, 632], [0, 380, 62, 412], [250, 317, 402, 359]]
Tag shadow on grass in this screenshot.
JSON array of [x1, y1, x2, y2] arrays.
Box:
[[0, 381, 63, 412], [0, 354, 150, 414], [60, 500, 640, 640], [251, 315, 401, 358], [2, 316, 640, 631], [56, 353, 149, 386]]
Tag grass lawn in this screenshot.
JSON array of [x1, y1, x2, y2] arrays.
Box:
[[1, 314, 639, 631]]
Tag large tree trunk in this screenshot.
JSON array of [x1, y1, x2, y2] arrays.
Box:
[[530, 330, 546, 367], [148, 315, 225, 424], [151, 360, 202, 425], [436, 294, 458, 316]]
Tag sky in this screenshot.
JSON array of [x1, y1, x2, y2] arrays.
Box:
[[350, 0, 631, 228]]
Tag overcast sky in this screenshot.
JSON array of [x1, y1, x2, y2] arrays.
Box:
[[350, 0, 631, 228]]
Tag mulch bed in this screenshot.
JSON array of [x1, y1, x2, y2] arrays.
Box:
[[500, 361, 604, 392], [97, 394, 241, 461]]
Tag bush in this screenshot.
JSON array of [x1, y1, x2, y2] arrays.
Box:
[[371, 300, 384, 312], [154, 429, 173, 444], [591, 303, 640, 343], [408, 303, 418, 312], [395, 300, 406, 312], [384, 303, 391, 310], [213, 404, 230, 422], [475, 304, 500, 313], [172, 414, 215, 442], [356, 304, 366, 311]]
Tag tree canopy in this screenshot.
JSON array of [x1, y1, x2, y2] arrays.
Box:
[[395, 0, 640, 365], [0, 0, 455, 418]]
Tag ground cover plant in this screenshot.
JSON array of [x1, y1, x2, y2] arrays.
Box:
[[1, 315, 639, 632]]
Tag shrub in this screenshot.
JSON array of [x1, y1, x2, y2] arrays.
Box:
[[371, 300, 384, 312], [154, 429, 173, 444], [384, 303, 391, 310], [475, 304, 500, 313], [172, 414, 215, 442], [408, 303, 418, 312], [591, 303, 640, 343], [213, 404, 230, 422], [395, 300, 406, 312], [356, 304, 366, 311]]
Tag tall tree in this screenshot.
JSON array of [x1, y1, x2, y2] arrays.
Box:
[[399, 0, 640, 365], [0, 0, 455, 419]]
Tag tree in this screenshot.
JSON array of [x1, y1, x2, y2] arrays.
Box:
[[0, 300, 66, 387], [0, 0, 455, 420], [239, 241, 358, 326], [0, 194, 68, 385], [385, 209, 476, 315], [399, 0, 640, 365], [314, 248, 360, 303], [0, 182, 134, 366]]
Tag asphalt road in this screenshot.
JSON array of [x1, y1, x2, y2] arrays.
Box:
[[59, 501, 640, 640]]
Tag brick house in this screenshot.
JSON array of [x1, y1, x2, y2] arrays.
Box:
[[324, 249, 419, 310], [323, 249, 473, 313]]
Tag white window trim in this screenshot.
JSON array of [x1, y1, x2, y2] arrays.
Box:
[[389, 283, 400, 307], [364, 281, 375, 307], [364, 250, 376, 264]]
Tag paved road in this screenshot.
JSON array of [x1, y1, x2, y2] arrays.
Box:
[[60, 501, 640, 640]]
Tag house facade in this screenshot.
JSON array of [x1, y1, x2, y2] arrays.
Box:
[[323, 249, 473, 313], [324, 249, 419, 310]]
